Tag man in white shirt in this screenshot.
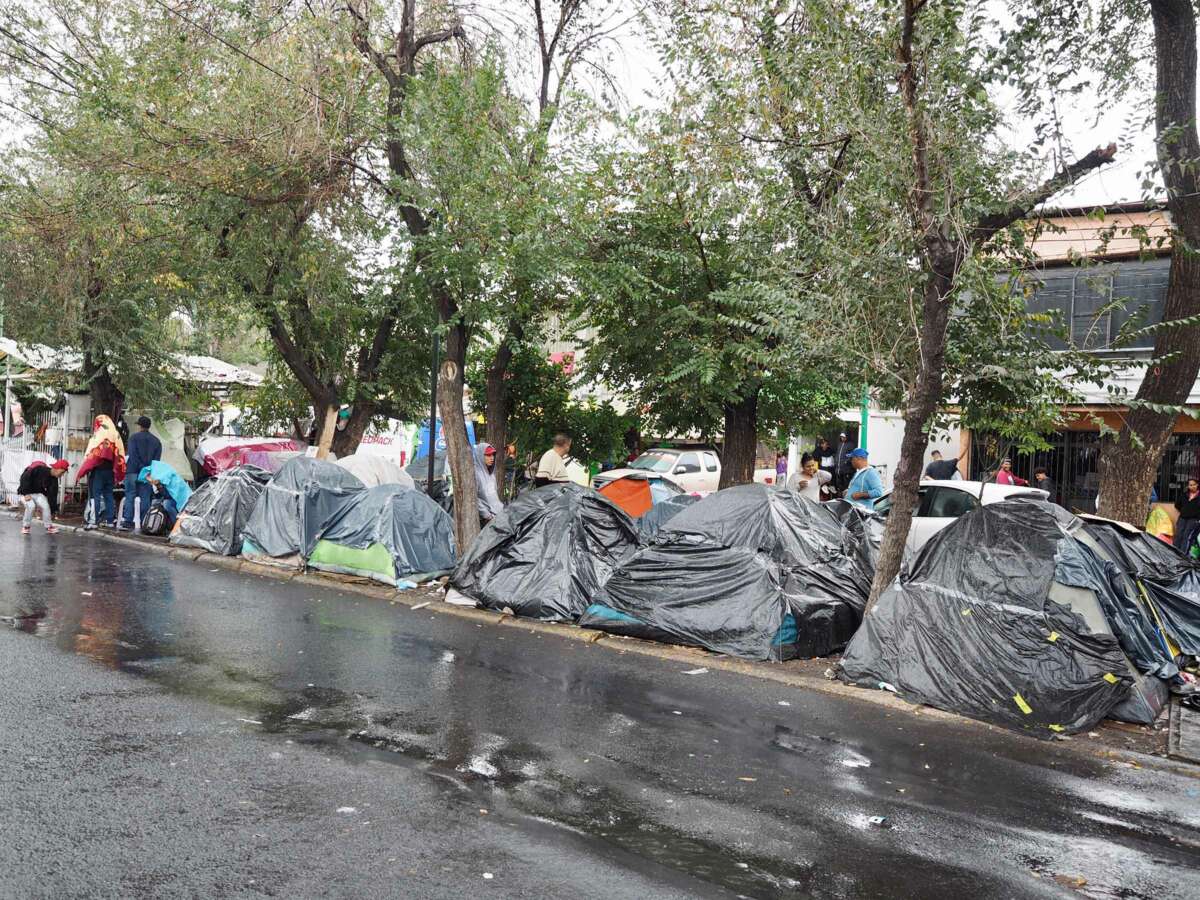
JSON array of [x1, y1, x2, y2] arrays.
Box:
[[534, 433, 573, 487]]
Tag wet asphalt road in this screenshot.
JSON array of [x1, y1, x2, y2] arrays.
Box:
[[1, 527, 1199, 899]]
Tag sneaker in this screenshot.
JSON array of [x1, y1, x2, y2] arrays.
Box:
[[21, 526, 30, 535], [116, 522, 132, 532], [46, 526, 59, 535]]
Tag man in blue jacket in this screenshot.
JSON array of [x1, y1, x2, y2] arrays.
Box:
[[844, 448, 884, 511], [119, 416, 162, 531]]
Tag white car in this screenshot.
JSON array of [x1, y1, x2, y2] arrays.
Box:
[[593, 447, 724, 494], [873, 480, 1048, 554]]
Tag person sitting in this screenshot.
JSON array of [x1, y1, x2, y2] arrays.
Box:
[[534, 433, 573, 488], [17, 459, 69, 535]]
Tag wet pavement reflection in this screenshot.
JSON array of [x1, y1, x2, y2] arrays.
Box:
[[2, 527, 1199, 898]]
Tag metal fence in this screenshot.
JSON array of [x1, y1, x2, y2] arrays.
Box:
[[969, 429, 1200, 511]]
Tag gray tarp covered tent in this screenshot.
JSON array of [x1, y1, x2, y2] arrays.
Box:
[[580, 485, 877, 660], [308, 485, 456, 585], [241, 457, 366, 567], [449, 483, 641, 621], [839, 501, 1165, 736], [636, 493, 701, 542], [1080, 516, 1200, 659], [169, 464, 271, 555]]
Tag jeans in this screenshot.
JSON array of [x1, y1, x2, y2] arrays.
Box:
[[21, 494, 51, 528], [121, 473, 152, 526], [89, 468, 116, 525]]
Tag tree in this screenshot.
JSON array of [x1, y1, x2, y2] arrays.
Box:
[[0, 0, 435, 453], [478, 0, 632, 496], [582, 4, 861, 486], [1036, 2, 1200, 524], [846, 1, 1116, 608]]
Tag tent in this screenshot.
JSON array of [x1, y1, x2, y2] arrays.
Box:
[[241, 457, 366, 568], [194, 436, 304, 476], [637, 493, 700, 542], [839, 501, 1170, 736], [449, 483, 641, 621], [597, 474, 683, 518], [308, 485, 456, 585], [1080, 516, 1200, 660], [580, 485, 877, 660], [336, 453, 416, 490], [170, 465, 271, 555]]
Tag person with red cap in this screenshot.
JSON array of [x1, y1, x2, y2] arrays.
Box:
[[17, 459, 69, 535]]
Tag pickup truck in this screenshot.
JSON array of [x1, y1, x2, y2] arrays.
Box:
[[592, 447, 777, 495]]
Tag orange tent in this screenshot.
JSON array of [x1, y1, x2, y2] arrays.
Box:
[[598, 476, 655, 518]]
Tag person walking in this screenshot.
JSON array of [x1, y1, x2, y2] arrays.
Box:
[[787, 454, 832, 502], [534, 433, 573, 487], [17, 459, 69, 535], [844, 448, 883, 511], [472, 442, 505, 526], [1174, 477, 1200, 556], [774, 451, 788, 486], [77, 415, 126, 529], [995, 458, 1028, 487], [120, 416, 162, 531]]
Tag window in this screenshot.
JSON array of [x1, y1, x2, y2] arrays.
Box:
[[702, 451, 720, 472], [675, 452, 702, 474], [1023, 258, 1169, 353], [921, 487, 980, 518], [629, 451, 677, 473]]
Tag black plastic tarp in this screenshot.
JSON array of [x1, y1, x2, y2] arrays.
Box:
[[840, 501, 1135, 735], [318, 485, 456, 579], [582, 544, 786, 659], [637, 494, 700, 542], [449, 483, 641, 621], [583, 485, 875, 660], [241, 457, 367, 560], [1082, 518, 1200, 656], [170, 464, 270, 555]]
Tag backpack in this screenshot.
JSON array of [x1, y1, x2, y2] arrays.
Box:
[[141, 499, 169, 537]]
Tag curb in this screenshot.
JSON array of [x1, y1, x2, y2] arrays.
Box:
[[5, 507, 1191, 774]]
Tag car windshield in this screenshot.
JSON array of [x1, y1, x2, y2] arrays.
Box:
[[629, 451, 677, 473]]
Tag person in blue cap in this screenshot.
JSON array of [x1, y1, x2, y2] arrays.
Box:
[[844, 448, 883, 511]]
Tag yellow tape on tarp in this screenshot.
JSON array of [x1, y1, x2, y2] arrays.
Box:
[[1013, 693, 1033, 715]]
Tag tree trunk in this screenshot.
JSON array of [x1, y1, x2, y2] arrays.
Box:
[[866, 260, 959, 612], [485, 335, 516, 496], [438, 321, 481, 551], [330, 401, 376, 459], [1097, 0, 1200, 525], [314, 404, 338, 460], [85, 359, 125, 422], [719, 387, 759, 489]]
